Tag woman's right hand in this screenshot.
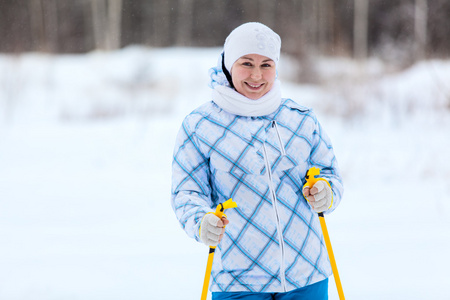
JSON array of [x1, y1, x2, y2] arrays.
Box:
[[199, 213, 229, 246]]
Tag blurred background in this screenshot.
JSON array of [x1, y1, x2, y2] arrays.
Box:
[[0, 1, 449, 299], [3, 0, 450, 60], [3, 0, 450, 65]]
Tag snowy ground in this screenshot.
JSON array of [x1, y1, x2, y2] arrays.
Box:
[[0, 47, 449, 299]]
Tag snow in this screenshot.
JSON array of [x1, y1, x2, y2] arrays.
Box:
[[0, 46, 449, 299]]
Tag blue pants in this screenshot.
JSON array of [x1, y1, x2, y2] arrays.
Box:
[[211, 278, 328, 300]]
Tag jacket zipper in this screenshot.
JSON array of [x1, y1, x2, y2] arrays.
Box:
[[262, 142, 287, 292], [272, 121, 286, 155]]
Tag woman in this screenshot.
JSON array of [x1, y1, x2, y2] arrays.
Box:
[[172, 22, 343, 299]]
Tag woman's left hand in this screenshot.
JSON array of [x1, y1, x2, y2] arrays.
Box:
[[303, 180, 332, 213]]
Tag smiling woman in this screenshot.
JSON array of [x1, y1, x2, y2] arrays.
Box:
[[231, 55, 276, 100], [171, 22, 344, 300]]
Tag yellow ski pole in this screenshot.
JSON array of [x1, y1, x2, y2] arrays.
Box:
[[305, 167, 345, 300], [200, 198, 238, 300]]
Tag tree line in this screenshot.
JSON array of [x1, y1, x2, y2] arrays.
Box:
[[1, 0, 449, 63]]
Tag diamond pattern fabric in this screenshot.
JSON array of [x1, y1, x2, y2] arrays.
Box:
[[172, 99, 343, 292]]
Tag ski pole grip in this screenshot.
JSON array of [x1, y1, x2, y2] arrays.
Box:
[[304, 167, 331, 188], [304, 167, 333, 210], [214, 198, 237, 219], [209, 198, 237, 250]]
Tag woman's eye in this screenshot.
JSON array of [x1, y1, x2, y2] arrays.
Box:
[[262, 63, 273, 68], [242, 62, 252, 66]]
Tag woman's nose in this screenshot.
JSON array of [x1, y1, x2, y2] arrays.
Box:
[[250, 67, 262, 80]]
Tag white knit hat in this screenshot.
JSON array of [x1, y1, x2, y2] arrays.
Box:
[[223, 22, 281, 72]]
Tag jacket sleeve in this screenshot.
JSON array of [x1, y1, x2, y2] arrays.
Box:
[[171, 116, 214, 242], [309, 114, 344, 213]]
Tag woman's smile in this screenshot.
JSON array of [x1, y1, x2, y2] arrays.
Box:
[[245, 82, 264, 89]]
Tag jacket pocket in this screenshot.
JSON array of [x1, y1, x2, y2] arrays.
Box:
[[210, 145, 265, 176], [276, 164, 309, 207]]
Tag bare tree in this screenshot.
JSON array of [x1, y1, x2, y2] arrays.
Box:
[[354, 0, 369, 60], [41, 0, 59, 52], [91, 0, 122, 50], [277, 0, 303, 56], [152, 0, 172, 46], [242, 0, 260, 23], [317, 0, 328, 54], [259, 0, 277, 29], [107, 0, 123, 50], [28, 0, 45, 51], [301, 0, 318, 54], [91, 0, 107, 49], [414, 0, 428, 60], [175, 0, 194, 46]]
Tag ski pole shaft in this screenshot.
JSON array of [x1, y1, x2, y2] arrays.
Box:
[[201, 247, 216, 300], [318, 212, 345, 299], [305, 167, 345, 299], [200, 199, 237, 300]]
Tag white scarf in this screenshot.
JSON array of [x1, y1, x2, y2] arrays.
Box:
[[212, 80, 282, 117]]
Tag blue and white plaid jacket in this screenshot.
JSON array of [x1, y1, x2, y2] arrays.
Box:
[[171, 98, 343, 293]]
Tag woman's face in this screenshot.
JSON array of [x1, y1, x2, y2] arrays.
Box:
[[231, 54, 276, 100]]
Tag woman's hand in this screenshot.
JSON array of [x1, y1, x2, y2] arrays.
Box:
[[199, 213, 230, 246], [303, 180, 333, 213]]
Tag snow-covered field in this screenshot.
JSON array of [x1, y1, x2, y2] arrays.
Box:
[[0, 47, 449, 299]]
